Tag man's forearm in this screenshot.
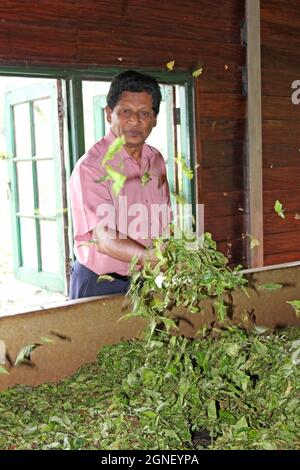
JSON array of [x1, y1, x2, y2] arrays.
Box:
[[92, 227, 147, 266]]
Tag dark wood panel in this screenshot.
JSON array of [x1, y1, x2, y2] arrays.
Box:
[[0, 0, 244, 25], [217, 238, 245, 265], [79, 7, 242, 45], [263, 144, 300, 168], [264, 231, 300, 254], [197, 65, 243, 94], [205, 213, 244, 242], [261, 20, 300, 57], [261, 45, 300, 74], [198, 93, 245, 119], [263, 166, 300, 190], [262, 67, 298, 98], [261, 0, 300, 28], [0, 22, 78, 61], [262, 96, 300, 121], [262, 120, 300, 144], [265, 251, 300, 266], [199, 118, 245, 141], [264, 189, 300, 214], [77, 30, 245, 69], [0, 1, 245, 69], [203, 166, 244, 193], [201, 191, 245, 217], [201, 141, 244, 168], [264, 212, 300, 234], [0, 0, 79, 26]]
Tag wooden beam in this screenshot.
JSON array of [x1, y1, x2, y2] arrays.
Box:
[[246, 0, 264, 267]]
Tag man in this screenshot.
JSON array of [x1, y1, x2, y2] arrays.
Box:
[[69, 70, 171, 299]]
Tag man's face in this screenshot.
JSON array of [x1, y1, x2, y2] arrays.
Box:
[[106, 91, 157, 148]]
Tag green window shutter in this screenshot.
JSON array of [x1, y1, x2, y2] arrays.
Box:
[[5, 82, 66, 292]]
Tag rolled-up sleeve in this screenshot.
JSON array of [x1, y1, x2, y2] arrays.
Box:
[[70, 158, 114, 243]]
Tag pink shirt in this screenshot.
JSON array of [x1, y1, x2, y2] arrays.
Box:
[[70, 130, 171, 275]]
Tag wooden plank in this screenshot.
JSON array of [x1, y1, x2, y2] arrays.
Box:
[[205, 213, 244, 241], [201, 141, 244, 168], [262, 67, 299, 98], [261, 20, 300, 57], [264, 211, 300, 234], [80, 9, 242, 45], [262, 45, 300, 75], [202, 191, 245, 217], [198, 118, 245, 141], [197, 93, 245, 119], [0, 0, 79, 25], [262, 120, 300, 144], [261, 0, 300, 28], [264, 230, 300, 254], [245, 0, 264, 267], [263, 144, 300, 168], [0, 22, 78, 61], [203, 167, 244, 193], [79, 0, 244, 25], [263, 189, 300, 213], [197, 65, 243, 94], [264, 167, 300, 190], [262, 96, 300, 121], [265, 251, 300, 266], [77, 30, 245, 69]]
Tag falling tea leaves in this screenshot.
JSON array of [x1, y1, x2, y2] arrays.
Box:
[[258, 283, 283, 291], [166, 60, 175, 71], [174, 157, 194, 180], [287, 300, 300, 318], [274, 200, 285, 219], [14, 344, 41, 367], [192, 68, 203, 78]]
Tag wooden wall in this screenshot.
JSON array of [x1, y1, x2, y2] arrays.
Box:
[[261, 0, 300, 265]]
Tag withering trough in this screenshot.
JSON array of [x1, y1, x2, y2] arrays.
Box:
[[1, 261, 300, 391]]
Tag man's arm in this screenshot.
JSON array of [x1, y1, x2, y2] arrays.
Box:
[[92, 226, 156, 267]]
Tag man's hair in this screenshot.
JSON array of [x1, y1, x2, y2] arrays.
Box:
[[106, 70, 162, 116]]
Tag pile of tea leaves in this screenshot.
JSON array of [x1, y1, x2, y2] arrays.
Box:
[[0, 325, 300, 450]]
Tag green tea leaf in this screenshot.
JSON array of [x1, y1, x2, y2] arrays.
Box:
[[102, 136, 125, 166], [141, 172, 152, 186], [97, 275, 115, 283], [174, 157, 194, 180], [14, 343, 41, 366], [105, 164, 127, 196], [166, 60, 175, 71], [192, 68, 203, 78], [0, 365, 9, 375], [258, 283, 283, 291], [245, 233, 260, 250], [40, 336, 55, 344], [207, 400, 217, 420], [287, 300, 300, 318], [274, 200, 285, 219], [170, 191, 187, 205], [235, 415, 248, 431]]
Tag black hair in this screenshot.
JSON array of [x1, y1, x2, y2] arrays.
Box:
[[106, 70, 162, 116]]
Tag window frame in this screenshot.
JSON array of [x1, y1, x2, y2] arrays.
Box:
[[0, 66, 197, 297]]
